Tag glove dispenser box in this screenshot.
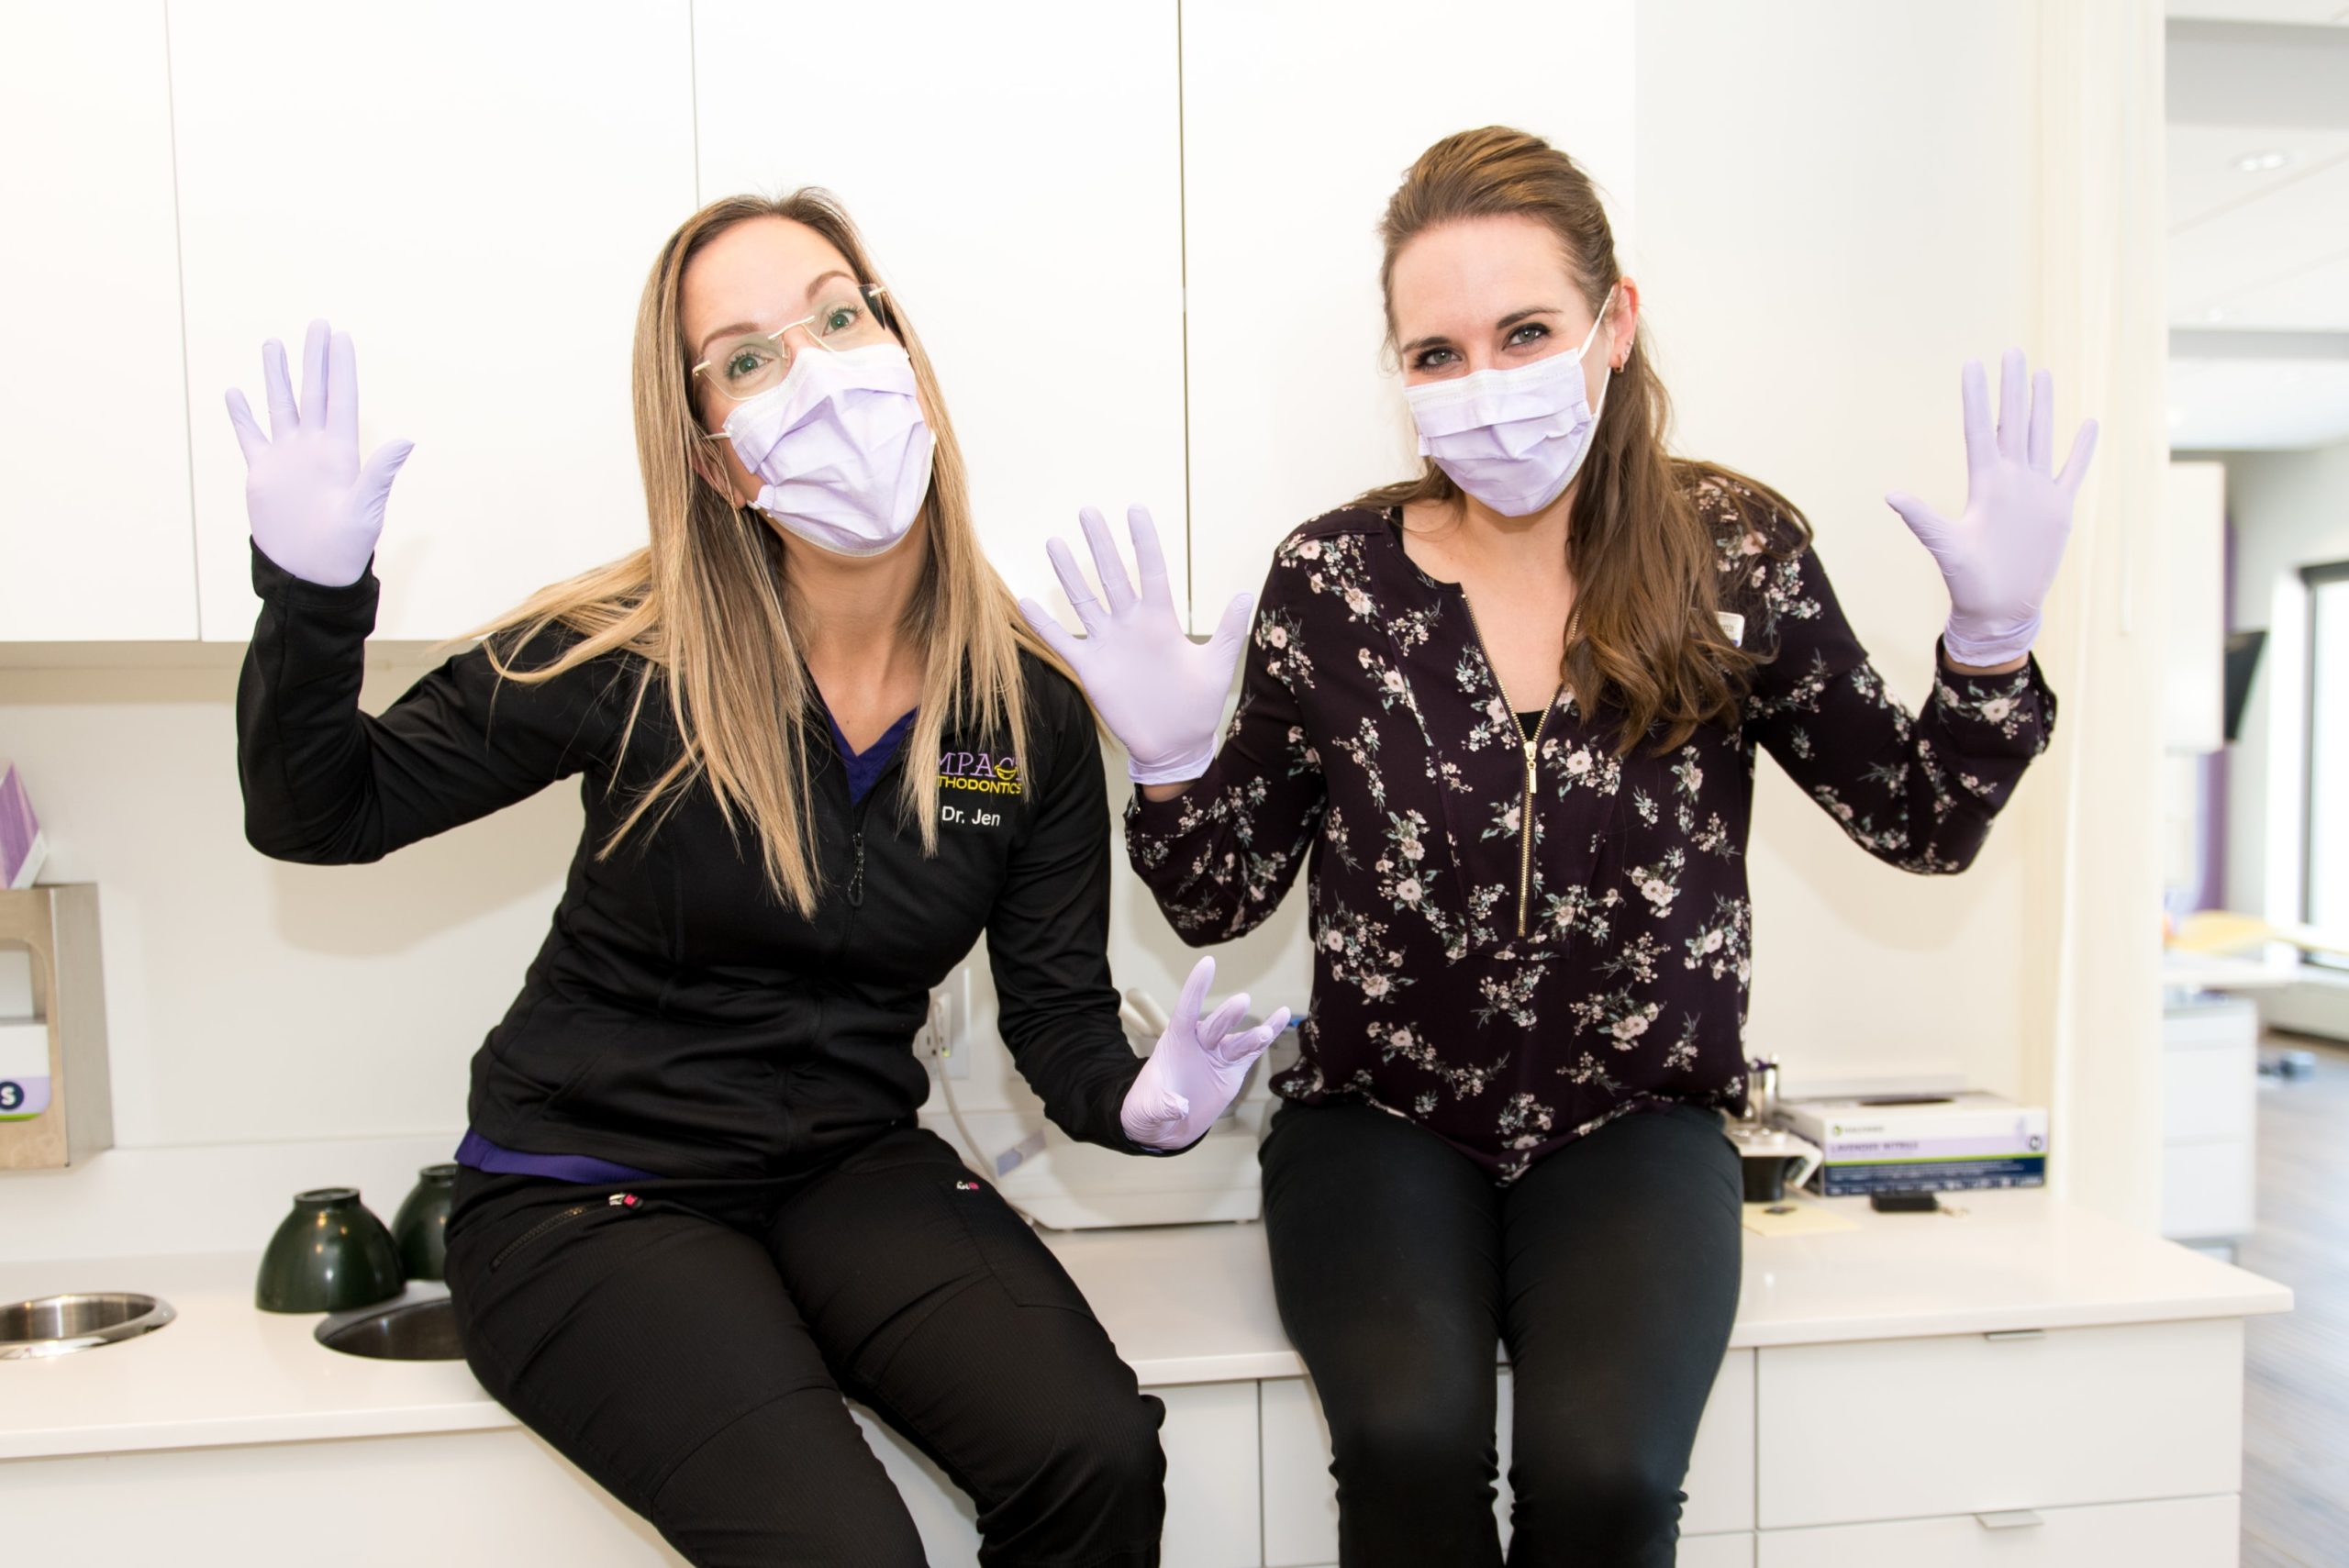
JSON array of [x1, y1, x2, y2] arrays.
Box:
[[0, 884, 113, 1171]]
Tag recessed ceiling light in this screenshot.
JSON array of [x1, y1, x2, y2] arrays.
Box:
[[2233, 150, 2295, 172], [2205, 307, 2229, 322], [2167, 408, 2185, 428]]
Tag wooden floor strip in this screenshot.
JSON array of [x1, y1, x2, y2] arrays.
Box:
[[2237, 1032, 2349, 1568]]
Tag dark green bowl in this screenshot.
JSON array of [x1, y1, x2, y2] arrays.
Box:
[[255, 1187, 405, 1314], [391, 1163, 459, 1283]]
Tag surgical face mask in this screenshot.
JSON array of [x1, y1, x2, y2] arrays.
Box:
[[1402, 286, 1616, 518], [720, 341, 936, 558]]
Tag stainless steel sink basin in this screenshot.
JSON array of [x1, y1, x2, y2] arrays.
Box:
[[316, 1294, 464, 1361], [1, 1293, 175, 1359]]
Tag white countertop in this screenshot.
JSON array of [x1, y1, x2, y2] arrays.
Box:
[[2161, 948, 2304, 992], [0, 1191, 2289, 1462]]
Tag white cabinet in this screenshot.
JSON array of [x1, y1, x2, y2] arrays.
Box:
[[693, 1, 1188, 619], [2162, 995, 2260, 1241], [0, 1, 198, 640], [1178, 0, 1637, 628], [1756, 1318, 2243, 1530], [1259, 1351, 1753, 1566], [1755, 1495, 2238, 1568], [168, 1, 697, 641], [0, 1386, 1258, 1568], [0, 1427, 682, 1562]]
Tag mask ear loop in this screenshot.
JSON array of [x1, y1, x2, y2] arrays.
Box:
[[686, 404, 751, 511]]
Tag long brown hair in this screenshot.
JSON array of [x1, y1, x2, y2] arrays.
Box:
[[1360, 126, 1805, 754], [464, 190, 1064, 916]]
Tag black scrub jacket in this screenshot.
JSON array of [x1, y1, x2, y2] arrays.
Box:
[[236, 545, 1151, 1178]]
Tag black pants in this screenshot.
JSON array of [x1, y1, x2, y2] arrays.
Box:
[[443, 1126, 1165, 1567], [1259, 1099, 1742, 1568]]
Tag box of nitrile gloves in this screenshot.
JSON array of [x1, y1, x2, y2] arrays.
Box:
[[1773, 1092, 2048, 1197]]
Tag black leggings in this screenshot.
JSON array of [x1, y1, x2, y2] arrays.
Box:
[[1259, 1099, 1742, 1568], [442, 1126, 1165, 1567]]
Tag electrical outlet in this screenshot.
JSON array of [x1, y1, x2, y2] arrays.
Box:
[[914, 967, 974, 1080]]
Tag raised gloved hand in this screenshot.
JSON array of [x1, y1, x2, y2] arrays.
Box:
[[1019, 506, 1253, 785], [1885, 350, 2098, 668], [1121, 954, 1292, 1151], [225, 319, 414, 588]]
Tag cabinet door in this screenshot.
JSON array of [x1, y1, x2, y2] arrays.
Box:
[[1179, 0, 1637, 628], [171, 1, 697, 641], [0, 1428, 684, 1562], [1757, 1319, 2243, 1529], [0, 1, 197, 640], [694, 1, 1187, 620], [1754, 1494, 2238, 1568]]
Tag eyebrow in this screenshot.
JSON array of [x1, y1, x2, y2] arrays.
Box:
[[695, 270, 862, 359], [1398, 305, 1564, 358]]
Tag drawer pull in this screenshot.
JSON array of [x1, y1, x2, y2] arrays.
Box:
[[1976, 1509, 2045, 1529], [1982, 1328, 2046, 1341]]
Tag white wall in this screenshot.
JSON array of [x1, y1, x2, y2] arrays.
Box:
[[2206, 438, 2349, 1041], [1635, 0, 2044, 1098], [0, 647, 576, 1146], [2211, 437, 2349, 922]]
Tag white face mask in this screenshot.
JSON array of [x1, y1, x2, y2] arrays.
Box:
[[1402, 286, 1616, 518], [721, 341, 936, 558]]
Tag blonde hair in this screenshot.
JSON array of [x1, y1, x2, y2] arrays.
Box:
[[468, 190, 1065, 916]]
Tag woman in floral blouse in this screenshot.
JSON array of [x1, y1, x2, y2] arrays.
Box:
[[1027, 127, 2096, 1567]]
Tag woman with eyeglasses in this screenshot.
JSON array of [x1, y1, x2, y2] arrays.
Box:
[[226, 190, 1282, 1567], [1029, 127, 2095, 1566]]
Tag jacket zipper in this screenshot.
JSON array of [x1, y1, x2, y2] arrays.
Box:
[[834, 729, 911, 932], [1460, 595, 1561, 939]]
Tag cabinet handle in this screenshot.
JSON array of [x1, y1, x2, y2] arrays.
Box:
[[1976, 1510, 2045, 1529], [1982, 1328, 2046, 1341]]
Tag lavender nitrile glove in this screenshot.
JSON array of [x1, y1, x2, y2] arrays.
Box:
[[1120, 955, 1292, 1151], [1019, 506, 1253, 785], [1885, 350, 2099, 667], [224, 318, 414, 588]]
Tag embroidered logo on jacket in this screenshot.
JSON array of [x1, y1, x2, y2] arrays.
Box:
[[937, 751, 1021, 795], [937, 750, 1019, 828]]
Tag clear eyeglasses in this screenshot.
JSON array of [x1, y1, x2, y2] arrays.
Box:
[[692, 283, 896, 404]]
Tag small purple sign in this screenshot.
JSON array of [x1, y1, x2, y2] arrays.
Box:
[[1, 765, 43, 889]]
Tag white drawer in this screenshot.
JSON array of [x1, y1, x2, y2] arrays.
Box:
[[2163, 1138, 2256, 1240], [1756, 1318, 2241, 1529], [1755, 1493, 2238, 1568], [2162, 997, 2259, 1051], [1261, 1351, 1753, 1566], [2162, 1038, 2256, 1143]]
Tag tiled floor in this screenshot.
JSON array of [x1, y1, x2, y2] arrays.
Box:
[[2237, 1033, 2349, 1568]]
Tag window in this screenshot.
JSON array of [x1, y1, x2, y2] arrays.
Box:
[[2304, 561, 2349, 963]]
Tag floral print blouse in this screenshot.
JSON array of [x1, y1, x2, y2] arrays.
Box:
[[1127, 473, 2056, 1182]]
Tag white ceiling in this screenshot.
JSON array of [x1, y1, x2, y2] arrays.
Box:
[[2169, 356, 2349, 448], [2166, 10, 2349, 450], [2168, 125, 2349, 329]]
